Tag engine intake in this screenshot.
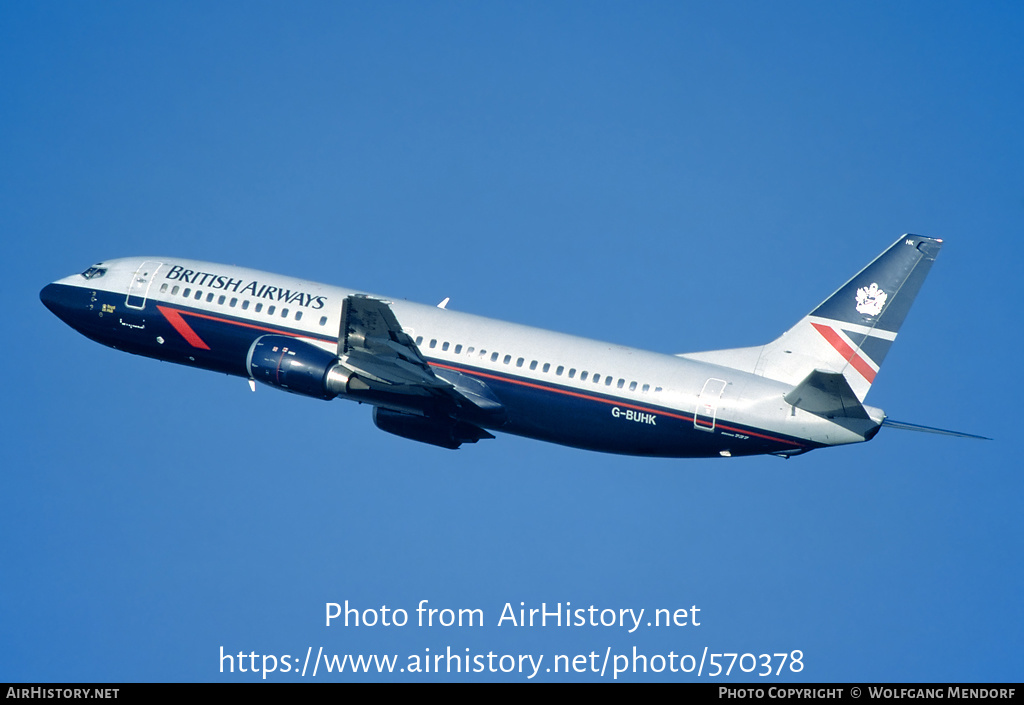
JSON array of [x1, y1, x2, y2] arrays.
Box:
[[246, 335, 354, 400]]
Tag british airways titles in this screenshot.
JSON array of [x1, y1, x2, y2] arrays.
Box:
[[164, 265, 327, 309]]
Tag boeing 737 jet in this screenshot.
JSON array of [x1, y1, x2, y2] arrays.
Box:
[[40, 234, 984, 456]]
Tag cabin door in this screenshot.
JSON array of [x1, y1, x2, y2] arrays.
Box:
[[125, 261, 164, 309], [694, 378, 727, 432]]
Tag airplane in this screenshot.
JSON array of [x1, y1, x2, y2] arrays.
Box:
[[39, 234, 986, 457]]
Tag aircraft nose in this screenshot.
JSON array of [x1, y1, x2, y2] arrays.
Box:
[[40, 283, 62, 315], [40, 282, 77, 323]]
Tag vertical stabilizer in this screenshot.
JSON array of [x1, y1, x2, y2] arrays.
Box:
[[755, 234, 941, 401], [681, 235, 942, 402]]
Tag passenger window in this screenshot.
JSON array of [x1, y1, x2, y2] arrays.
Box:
[[556, 366, 564, 376], [218, 295, 226, 305], [195, 290, 202, 300], [490, 352, 499, 362], [416, 336, 423, 345], [242, 300, 250, 310], [568, 369, 576, 378], [606, 377, 613, 386], [230, 297, 237, 307], [629, 381, 637, 391], [430, 339, 437, 348], [642, 384, 650, 393], [442, 342, 450, 351], [295, 311, 302, 321], [580, 371, 588, 381], [206, 293, 215, 302], [267, 305, 276, 315], [255, 303, 263, 312], [160, 283, 168, 293], [617, 379, 625, 389], [319, 315, 327, 326], [281, 308, 289, 318], [529, 360, 537, 370], [172, 285, 180, 295], [455, 344, 462, 354], [183, 288, 190, 297]]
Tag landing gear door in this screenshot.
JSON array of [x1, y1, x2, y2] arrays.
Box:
[[695, 378, 727, 432], [126, 261, 163, 310]]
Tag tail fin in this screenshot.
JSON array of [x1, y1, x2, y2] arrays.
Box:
[[683, 234, 942, 402]]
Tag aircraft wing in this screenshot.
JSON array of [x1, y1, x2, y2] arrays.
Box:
[[339, 294, 448, 392], [338, 295, 506, 420]]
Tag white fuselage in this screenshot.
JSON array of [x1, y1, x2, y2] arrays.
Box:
[[41, 256, 883, 457]]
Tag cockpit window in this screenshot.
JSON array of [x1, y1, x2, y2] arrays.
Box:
[[81, 266, 107, 280]]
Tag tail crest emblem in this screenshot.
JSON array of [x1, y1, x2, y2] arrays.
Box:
[[854, 283, 887, 316]]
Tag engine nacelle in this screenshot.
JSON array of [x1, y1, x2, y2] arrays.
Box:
[[246, 335, 354, 400], [373, 408, 494, 450]]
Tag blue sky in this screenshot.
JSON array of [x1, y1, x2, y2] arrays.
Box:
[[2, 2, 1021, 682]]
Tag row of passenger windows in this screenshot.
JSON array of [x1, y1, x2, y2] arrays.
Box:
[[158, 282, 330, 327], [156, 280, 658, 393], [414, 336, 662, 394]]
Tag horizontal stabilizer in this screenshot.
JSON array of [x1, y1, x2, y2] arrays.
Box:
[[882, 418, 991, 440], [784, 369, 869, 419]]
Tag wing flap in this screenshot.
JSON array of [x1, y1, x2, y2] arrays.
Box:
[[342, 350, 444, 392]]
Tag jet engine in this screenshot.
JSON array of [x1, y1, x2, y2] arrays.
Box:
[[246, 335, 356, 400]]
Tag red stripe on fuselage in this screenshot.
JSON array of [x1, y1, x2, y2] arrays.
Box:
[[155, 304, 805, 449], [811, 322, 877, 383], [157, 305, 211, 350], [431, 362, 805, 448], [156, 305, 335, 349]]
